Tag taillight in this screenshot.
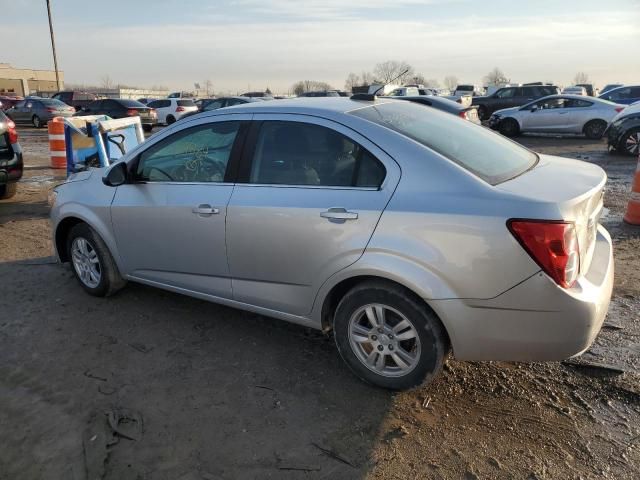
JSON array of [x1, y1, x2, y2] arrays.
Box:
[[46, 107, 56, 112], [7, 119, 18, 143], [615, 107, 625, 113], [508, 220, 580, 288], [176, 106, 186, 112], [458, 111, 468, 120], [126, 109, 138, 116]]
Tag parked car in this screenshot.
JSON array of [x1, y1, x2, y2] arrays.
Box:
[[241, 91, 273, 98], [0, 95, 24, 111], [562, 86, 587, 96], [52, 91, 99, 111], [147, 99, 197, 125], [394, 95, 481, 124], [0, 111, 22, 199], [453, 84, 485, 97], [576, 84, 597, 96], [79, 98, 157, 132], [298, 90, 341, 97], [598, 85, 640, 105], [601, 83, 624, 95], [472, 85, 561, 120], [50, 97, 613, 390], [606, 101, 640, 156], [386, 87, 420, 97], [488, 95, 625, 138], [6, 97, 75, 128], [180, 97, 263, 121]]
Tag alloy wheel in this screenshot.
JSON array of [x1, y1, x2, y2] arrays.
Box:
[[625, 131, 640, 155], [71, 237, 102, 288], [348, 303, 421, 378]]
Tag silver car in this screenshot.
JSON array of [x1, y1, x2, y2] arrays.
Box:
[[50, 98, 614, 390], [489, 94, 625, 139]]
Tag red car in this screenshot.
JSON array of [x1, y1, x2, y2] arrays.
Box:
[[0, 96, 24, 111]]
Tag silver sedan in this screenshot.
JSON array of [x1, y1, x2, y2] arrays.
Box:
[[50, 98, 613, 390], [489, 94, 625, 139]]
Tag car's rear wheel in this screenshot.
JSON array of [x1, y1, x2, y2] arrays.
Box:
[[333, 281, 449, 390], [166, 115, 176, 125], [32, 115, 42, 128], [67, 223, 126, 297], [499, 118, 520, 137], [583, 119, 607, 140], [477, 105, 488, 121], [619, 127, 640, 156], [0, 183, 17, 199]]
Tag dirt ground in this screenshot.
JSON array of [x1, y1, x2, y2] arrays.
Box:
[[1, 126, 639, 480]]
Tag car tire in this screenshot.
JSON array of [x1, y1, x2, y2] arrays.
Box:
[[166, 115, 176, 125], [0, 183, 17, 199], [477, 105, 488, 121], [333, 280, 449, 390], [32, 115, 42, 128], [583, 119, 607, 140], [66, 223, 127, 297], [499, 118, 520, 137], [142, 124, 153, 133], [618, 127, 640, 157]]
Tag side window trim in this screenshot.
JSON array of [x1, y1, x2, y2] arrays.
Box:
[[237, 119, 386, 190]]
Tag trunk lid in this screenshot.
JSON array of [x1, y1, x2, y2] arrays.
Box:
[[497, 154, 606, 275]]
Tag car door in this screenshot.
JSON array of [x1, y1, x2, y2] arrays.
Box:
[[225, 115, 401, 316], [111, 114, 250, 298], [562, 98, 594, 132], [520, 97, 568, 132], [492, 87, 517, 111], [9, 100, 27, 123]]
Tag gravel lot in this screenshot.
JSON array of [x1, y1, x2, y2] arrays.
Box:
[[1, 125, 639, 480]]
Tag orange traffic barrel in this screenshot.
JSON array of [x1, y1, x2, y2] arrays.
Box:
[[623, 152, 640, 225], [48, 117, 66, 169]]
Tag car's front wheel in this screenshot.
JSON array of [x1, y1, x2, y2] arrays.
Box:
[[499, 118, 520, 137], [67, 223, 127, 297], [619, 127, 640, 156], [333, 281, 449, 390]]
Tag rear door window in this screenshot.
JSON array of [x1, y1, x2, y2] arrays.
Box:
[[496, 88, 516, 98], [350, 101, 537, 185]]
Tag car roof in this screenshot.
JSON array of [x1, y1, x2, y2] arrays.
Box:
[[213, 97, 389, 115]]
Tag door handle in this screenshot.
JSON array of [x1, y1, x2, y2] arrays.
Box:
[[192, 204, 219, 216], [320, 207, 358, 220]]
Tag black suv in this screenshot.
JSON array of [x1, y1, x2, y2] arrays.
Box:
[[472, 85, 560, 120], [0, 110, 23, 199], [606, 105, 640, 156]]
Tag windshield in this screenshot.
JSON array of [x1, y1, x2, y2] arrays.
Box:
[[350, 101, 537, 185]]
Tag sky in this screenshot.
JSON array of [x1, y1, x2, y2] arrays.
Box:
[[2, 0, 639, 94]]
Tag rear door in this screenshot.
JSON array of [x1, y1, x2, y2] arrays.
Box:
[[562, 98, 595, 132], [226, 115, 401, 316]]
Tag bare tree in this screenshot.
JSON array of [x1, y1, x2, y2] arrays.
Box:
[[100, 74, 114, 89], [373, 60, 414, 84], [344, 72, 361, 92], [443, 75, 458, 91], [424, 78, 440, 88], [484, 67, 509, 85], [291, 80, 333, 96], [410, 73, 426, 85], [573, 72, 589, 85], [361, 71, 376, 85]]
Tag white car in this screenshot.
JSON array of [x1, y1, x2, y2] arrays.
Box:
[[387, 87, 420, 97], [489, 94, 625, 139], [562, 86, 587, 96], [147, 99, 198, 125]]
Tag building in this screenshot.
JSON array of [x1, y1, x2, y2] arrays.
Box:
[[0, 63, 63, 96]]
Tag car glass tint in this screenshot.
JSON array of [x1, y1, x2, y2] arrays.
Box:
[[177, 100, 196, 107], [136, 121, 240, 183], [351, 101, 537, 185], [118, 99, 145, 108], [249, 121, 385, 187], [41, 99, 68, 108], [204, 100, 225, 110], [565, 99, 592, 108]]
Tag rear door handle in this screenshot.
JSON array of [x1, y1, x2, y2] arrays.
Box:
[[320, 207, 358, 220], [192, 204, 219, 216]]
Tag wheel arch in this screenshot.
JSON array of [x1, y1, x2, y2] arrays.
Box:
[[582, 118, 607, 132]]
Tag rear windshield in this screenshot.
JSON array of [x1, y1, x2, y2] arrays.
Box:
[[41, 99, 69, 107], [119, 99, 146, 108], [456, 85, 474, 91], [177, 100, 196, 107], [350, 101, 537, 185]]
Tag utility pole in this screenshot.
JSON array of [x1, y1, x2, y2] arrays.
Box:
[[46, 0, 61, 91]]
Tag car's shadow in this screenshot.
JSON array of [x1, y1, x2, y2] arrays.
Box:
[[0, 258, 392, 479]]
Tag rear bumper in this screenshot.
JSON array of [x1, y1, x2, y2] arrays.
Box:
[[430, 225, 614, 361]]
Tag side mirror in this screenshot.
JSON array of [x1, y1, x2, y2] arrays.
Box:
[[102, 161, 128, 187]]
